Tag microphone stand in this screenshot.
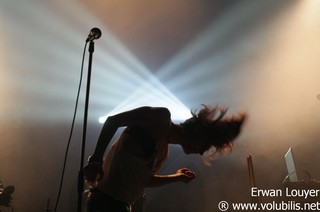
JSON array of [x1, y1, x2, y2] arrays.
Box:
[[77, 40, 95, 212]]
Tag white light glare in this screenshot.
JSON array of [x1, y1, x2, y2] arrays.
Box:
[[98, 76, 191, 123]]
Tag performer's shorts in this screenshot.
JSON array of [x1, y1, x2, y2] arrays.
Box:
[[87, 188, 131, 212]]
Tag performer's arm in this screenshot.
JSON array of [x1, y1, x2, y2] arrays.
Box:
[[146, 168, 196, 187]]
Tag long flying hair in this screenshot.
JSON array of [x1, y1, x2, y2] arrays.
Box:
[[181, 105, 246, 165]]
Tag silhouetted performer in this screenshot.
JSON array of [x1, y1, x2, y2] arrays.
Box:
[[84, 105, 246, 212]]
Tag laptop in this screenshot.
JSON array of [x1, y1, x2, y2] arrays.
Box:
[[284, 147, 299, 182]]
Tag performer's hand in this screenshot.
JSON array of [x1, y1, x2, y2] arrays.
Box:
[[83, 163, 103, 186], [176, 168, 196, 183]]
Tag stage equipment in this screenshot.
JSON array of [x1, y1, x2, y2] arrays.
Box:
[[77, 27, 102, 212]]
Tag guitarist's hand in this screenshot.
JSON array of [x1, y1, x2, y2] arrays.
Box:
[[83, 163, 104, 186]]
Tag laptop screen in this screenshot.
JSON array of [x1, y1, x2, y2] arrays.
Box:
[[284, 147, 299, 182]]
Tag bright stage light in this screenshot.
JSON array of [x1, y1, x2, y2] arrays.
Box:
[[93, 32, 192, 123], [97, 0, 289, 124], [0, 0, 191, 124], [0, 1, 112, 122], [98, 75, 191, 123]]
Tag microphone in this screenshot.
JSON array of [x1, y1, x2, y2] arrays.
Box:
[[86, 27, 102, 42]]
